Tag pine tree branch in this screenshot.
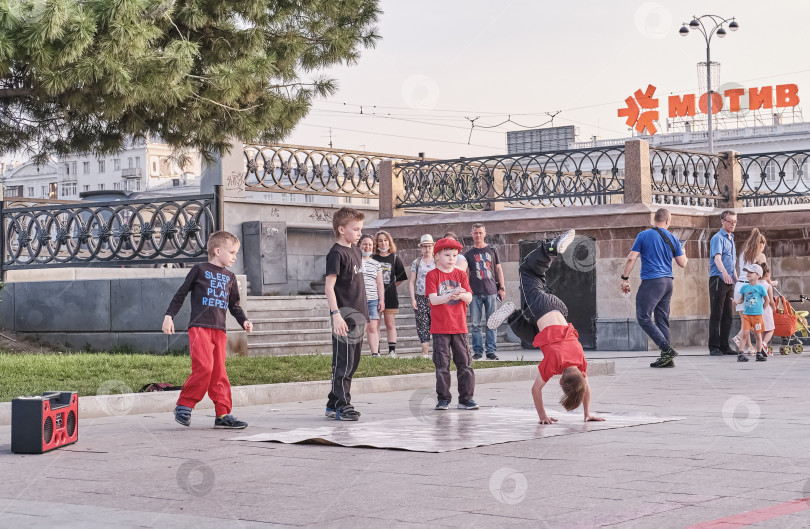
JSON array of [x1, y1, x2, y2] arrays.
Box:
[[191, 93, 260, 113], [0, 88, 35, 98]]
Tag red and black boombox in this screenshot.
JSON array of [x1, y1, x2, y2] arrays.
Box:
[[11, 392, 78, 454]]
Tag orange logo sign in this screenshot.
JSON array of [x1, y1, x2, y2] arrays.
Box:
[[618, 84, 800, 135], [618, 85, 659, 135]]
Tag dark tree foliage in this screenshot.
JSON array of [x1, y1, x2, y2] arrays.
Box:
[[0, 0, 380, 162]]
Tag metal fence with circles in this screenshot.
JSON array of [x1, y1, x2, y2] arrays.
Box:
[[1, 193, 216, 270]]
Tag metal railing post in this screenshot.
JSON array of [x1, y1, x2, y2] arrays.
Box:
[[378, 160, 404, 218], [717, 151, 741, 209], [624, 140, 652, 204], [214, 185, 224, 232]]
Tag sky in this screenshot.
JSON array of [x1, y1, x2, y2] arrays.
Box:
[[5, 0, 810, 166], [284, 0, 810, 159]]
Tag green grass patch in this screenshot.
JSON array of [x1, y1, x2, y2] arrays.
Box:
[[0, 352, 535, 402]]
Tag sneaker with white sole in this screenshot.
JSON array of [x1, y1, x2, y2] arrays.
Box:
[[435, 400, 450, 410], [547, 229, 576, 256], [487, 301, 517, 330], [458, 400, 479, 410], [325, 407, 336, 418]]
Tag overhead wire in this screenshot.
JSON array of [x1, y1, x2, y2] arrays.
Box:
[[294, 122, 502, 150]]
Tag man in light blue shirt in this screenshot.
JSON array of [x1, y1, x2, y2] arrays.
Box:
[[708, 211, 738, 356], [622, 208, 688, 368]]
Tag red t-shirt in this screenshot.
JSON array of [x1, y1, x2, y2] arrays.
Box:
[[425, 267, 470, 334], [534, 324, 588, 382]]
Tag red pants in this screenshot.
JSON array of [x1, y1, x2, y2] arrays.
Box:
[[177, 327, 232, 416]]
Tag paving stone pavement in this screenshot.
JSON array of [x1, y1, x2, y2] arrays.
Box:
[[2, 347, 810, 528]]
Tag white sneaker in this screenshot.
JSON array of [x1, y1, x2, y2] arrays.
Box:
[[487, 301, 516, 330], [550, 229, 576, 255]]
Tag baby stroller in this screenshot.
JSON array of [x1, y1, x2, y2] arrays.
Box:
[[772, 287, 810, 354]]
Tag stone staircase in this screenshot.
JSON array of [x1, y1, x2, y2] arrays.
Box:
[[245, 294, 523, 357]]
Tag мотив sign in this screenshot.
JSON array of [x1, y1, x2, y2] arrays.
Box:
[[617, 84, 800, 135]]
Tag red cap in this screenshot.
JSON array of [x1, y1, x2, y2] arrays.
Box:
[[433, 237, 463, 255]]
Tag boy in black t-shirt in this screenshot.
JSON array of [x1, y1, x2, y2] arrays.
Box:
[[325, 207, 368, 421], [163, 230, 253, 429]]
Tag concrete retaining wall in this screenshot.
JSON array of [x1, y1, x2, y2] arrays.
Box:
[[0, 273, 248, 355], [370, 202, 810, 351]]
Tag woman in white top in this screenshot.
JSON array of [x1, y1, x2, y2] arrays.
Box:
[[733, 228, 767, 353], [359, 235, 385, 357]]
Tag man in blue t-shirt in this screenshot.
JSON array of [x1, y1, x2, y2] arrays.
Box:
[[621, 208, 688, 368]]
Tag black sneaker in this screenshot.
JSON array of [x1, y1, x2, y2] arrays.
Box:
[[214, 414, 248, 429], [662, 346, 678, 359], [174, 405, 192, 427], [737, 354, 749, 362], [335, 406, 360, 421], [472, 353, 483, 360], [486, 353, 499, 360], [756, 351, 767, 362], [650, 356, 674, 368], [710, 348, 724, 356], [325, 407, 336, 418], [722, 350, 738, 356], [435, 400, 450, 410], [487, 301, 517, 330], [547, 229, 576, 256]]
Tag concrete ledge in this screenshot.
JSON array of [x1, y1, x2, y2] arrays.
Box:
[[0, 362, 615, 425]]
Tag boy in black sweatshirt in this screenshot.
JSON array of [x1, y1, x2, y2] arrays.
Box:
[[163, 231, 253, 428]]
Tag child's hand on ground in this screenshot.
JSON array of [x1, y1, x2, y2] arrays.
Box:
[[332, 314, 348, 336], [585, 415, 605, 422], [537, 415, 557, 425], [162, 315, 174, 335], [243, 321, 253, 333]]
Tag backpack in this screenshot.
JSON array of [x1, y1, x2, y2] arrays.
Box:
[[139, 383, 182, 393]]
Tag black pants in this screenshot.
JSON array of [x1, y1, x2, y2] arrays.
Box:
[[708, 276, 735, 353], [635, 277, 673, 350], [432, 333, 475, 403], [507, 245, 569, 343], [327, 320, 364, 410]]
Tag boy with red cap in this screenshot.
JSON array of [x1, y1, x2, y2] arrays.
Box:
[[425, 237, 478, 411], [487, 230, 604, 424]]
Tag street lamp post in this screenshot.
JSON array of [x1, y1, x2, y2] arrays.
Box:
[[679, 15, 739, 153]]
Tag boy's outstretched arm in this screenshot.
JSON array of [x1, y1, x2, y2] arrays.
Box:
[[583, 380, 605, 422], [531, 373, 557, 424], [163, 266, 199, 335]]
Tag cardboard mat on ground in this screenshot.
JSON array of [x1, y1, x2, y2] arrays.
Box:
[[230, 408, 685, 452]]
